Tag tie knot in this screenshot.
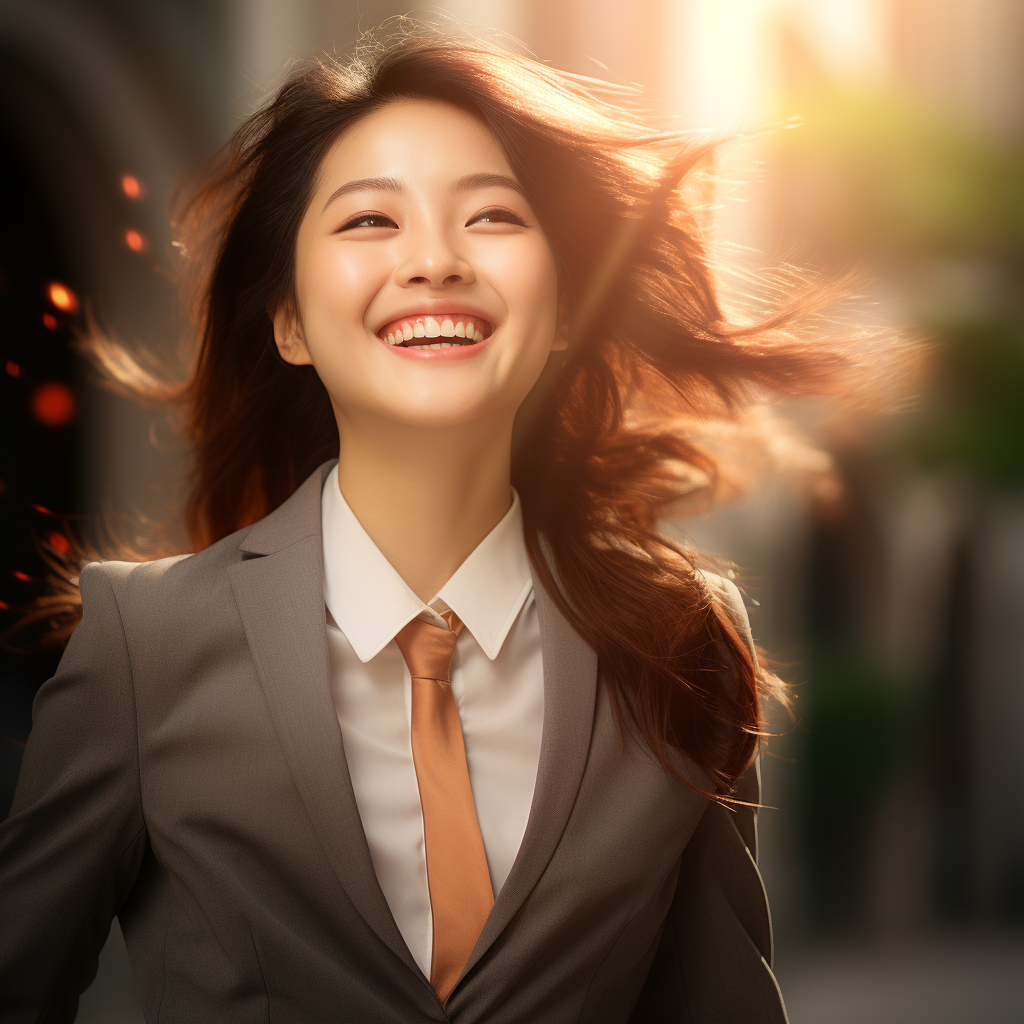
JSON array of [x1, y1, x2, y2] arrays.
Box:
[[394, 612, 463, 683]]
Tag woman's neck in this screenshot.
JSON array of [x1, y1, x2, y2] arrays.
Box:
[[335, 413, 514, 603]]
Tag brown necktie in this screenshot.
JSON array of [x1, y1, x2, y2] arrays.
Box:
[[394, 610, 494, 1004]]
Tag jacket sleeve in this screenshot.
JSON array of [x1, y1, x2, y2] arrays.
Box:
[[628, 576, 789, 1024], [0, 562, 148, 1024]]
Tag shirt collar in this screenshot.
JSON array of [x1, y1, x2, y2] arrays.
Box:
[[321, 465, 533, 663]]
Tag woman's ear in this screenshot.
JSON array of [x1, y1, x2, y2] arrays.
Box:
[[271, 300, 313, 366]]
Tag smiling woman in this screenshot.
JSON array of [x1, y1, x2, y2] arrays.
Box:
[[0, 25, 888, 1024], [270, 97, 564, 600], [277, 99, 559, 430]]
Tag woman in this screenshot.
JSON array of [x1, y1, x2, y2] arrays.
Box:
[[0, 28, 873, 1023]]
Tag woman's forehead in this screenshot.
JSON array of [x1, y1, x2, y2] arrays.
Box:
[[314, 97, 516, 196]]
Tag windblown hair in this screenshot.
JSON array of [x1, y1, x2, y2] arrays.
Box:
[[47, 27, 896, 802]]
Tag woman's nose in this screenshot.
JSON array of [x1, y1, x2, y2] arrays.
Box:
[[394, 228, 476, 288]]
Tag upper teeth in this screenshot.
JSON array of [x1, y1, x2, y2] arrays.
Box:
[[381, 315, 487, 346]]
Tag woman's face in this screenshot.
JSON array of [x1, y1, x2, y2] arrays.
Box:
[[276, 97, 563, 434]]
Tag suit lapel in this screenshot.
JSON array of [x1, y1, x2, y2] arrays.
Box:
[[459, 552, 599, 980], [228, 469, 602, 991], [227, 462, 421, 980]]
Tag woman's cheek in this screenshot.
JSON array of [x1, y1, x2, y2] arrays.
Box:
[[478, 237, 559, 332], [303, 238, 388, 321], [511, 239, 559, 326]]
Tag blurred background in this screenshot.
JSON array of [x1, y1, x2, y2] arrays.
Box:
[[1, 1, 1022, 1021]]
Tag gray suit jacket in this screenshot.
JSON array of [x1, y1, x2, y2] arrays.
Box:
[[0, 461, 788, 1023]]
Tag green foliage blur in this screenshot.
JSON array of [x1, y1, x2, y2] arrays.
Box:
[[911, 317, 1024, 483], [774, 87, 1024, 260], [774, 78, 1024, 483]]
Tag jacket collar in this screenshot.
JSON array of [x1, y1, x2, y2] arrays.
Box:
[[320, 464, 533, 663], [230, 460, 599, 1006], [230, 460, 435, 1004], [237, 459, 334, 556], [453, 548, 598, 988]]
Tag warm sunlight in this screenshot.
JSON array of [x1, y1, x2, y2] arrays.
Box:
[[664, 0, 889, 131]]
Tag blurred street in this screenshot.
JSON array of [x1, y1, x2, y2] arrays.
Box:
[[783, 936, 1024, 1024]]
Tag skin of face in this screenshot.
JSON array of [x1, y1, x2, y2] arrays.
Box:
[[273, 96, 565, 437]]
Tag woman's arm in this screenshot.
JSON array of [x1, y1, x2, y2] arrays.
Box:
[[0, 562, 148, 1023], [627, 575, 789, 1023], [628, 756, 787, 1023]]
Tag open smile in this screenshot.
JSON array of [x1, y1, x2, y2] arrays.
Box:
[[376, 313, 494, 350]]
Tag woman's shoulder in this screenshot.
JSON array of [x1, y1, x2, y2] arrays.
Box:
[[694, 569, 757, 665], [648, 544, 755, 660], [78, 524, 258, 629], [83, 525, 249, 585], [694, 569, 743, 620]]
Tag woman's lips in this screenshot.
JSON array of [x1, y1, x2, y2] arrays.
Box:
[[377, 313, 493, 347]]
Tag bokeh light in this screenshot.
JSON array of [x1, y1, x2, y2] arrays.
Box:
[[12, 571, 31, 582], [5, 360, 20, 377], [46, 281, 78, 314], [31, 382, 76, 427], [125, 229, 147, 252], [42, 313, 57, 330], [121, 174, 142, 199], [47, 531, 71, 555]]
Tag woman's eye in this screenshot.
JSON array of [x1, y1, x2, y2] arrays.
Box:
[[338, 213, 397, 231], [468, 208, 527, 227]]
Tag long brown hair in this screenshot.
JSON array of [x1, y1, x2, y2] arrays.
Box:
[[52, 27, 898, 802]]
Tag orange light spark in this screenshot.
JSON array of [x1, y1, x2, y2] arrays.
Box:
[[5, 360, 19, 377], [122, 175, 142, 199], [32, 505, 55, 516], [125, 229, 147, 252], [48, 531, 72, 555], [42, 312, 58, 330], [47, 282, 78, 313], [31, 382, 76, 427], [13, 571, 32, 582]]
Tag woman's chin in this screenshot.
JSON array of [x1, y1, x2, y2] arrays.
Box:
[[379, 404, 507, 431]]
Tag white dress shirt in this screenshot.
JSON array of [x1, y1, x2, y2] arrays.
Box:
[[320, 465, 545, 978]]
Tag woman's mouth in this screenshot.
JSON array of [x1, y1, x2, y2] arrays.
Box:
[[376, 313, 493, 350]]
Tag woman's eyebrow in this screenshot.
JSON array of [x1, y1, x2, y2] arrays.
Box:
[[322, 175, 404, 212], [451, 172, 528, 201], [321, 171, 528, 214]]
